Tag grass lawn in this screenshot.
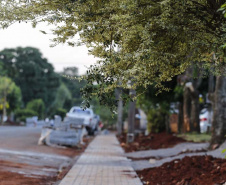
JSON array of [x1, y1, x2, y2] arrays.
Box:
[[177, 132, 211, 142]]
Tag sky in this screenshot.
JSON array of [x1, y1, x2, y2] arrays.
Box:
[[0, 22, 97, 75]]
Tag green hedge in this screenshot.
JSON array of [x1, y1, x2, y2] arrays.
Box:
[[15, 109, 38, 122]]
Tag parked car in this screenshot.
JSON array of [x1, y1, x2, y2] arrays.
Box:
[[66, 106, 98, 135], [199, 108, 213, 133]]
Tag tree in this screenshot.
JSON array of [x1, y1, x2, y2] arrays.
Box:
[[0, 47, 60, 108], [1, 0, 226, 145], [60, 67, 86, 110], [0, 77, 15, 124], [7, 83, 22, 114], [0, 0, 224, 103], [210, 75, 226, 148], [48, 83, 72, 116], [137, 77, 177, 133], [26, 99, 45, 119]]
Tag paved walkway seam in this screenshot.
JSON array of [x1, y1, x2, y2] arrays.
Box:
[[59, 134, 142, 185]]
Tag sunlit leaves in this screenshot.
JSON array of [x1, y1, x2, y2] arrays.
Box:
[[0, 0, 226, 109]]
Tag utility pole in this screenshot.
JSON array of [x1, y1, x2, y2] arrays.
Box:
[[127, 88, 136, 143]]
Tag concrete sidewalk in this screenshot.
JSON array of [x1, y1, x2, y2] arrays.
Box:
[[59, 134, 142, 185]]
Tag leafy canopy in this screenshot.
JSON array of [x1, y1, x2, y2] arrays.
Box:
[[1, 0, 226, 109], [0, 47, 60, 107]]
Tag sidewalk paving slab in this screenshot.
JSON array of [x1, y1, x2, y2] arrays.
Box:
[[59, 134, 142, 185]]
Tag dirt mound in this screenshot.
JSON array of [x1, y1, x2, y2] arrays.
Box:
[[118, 132, 186, 152], [137, 155, 226, 185]]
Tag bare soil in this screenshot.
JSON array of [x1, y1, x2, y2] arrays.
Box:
[[137, 155, 226, 185], [118, 132, 226, 185], [0, 171, 55, 185], [118, 132, 187, 153]]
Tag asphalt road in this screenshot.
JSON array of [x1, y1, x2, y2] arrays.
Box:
[[0, 126, 85, 185]]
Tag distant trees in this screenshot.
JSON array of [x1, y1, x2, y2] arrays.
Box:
[[26, 99, 45, 120], [0, 77, 21, 124], [0, 47, 85, 121], [48, 83, 71, 117], [0, 47, 60, 107], [60, 67, 87, 110]]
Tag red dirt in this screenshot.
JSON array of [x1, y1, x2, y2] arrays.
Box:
[[118, 132, 187, 152], [0, 170, 56, 185], [137, 155, 226, 185]]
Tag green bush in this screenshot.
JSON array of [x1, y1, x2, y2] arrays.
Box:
[[147, 107, 168, 133], [26, 99, 45, 119], [54, 108, 67, 119], [15, 109, 38, 122]]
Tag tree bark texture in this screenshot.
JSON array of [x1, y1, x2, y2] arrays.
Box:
[[210, 76, 226, 147], [177, 101, 184, 133], [190, 90, 200, 133], [165, 114, 170, 133], [116, 89, 123, 136], [127, 89, 136, 143], [183, 79, 201, 133], [183, 87, 191, 132]]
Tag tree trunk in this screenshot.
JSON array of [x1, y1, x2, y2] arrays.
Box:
[[127, 89, 136, 143], [177, 101, 183, 133], [165, 114, 170, 133], [1, 93, 7, 125], [116, 88, 123, 136], [208, 74, 215, 93], [183, 79, 201, 133], [190, 90, 200, 133], [183, 87, 191, 132], [210, 76, 226, 148]]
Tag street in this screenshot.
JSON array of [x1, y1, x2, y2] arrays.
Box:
[[0, 126, 85, 185]]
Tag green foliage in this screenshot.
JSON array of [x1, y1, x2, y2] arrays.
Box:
[[60, 68, 86, 110], [0, 0, 225, 109], [173, 85, 184, 102], [91, 97, 117, 126], [0, 76, 14, 98], [178, 133, 211, 143], [0, 47, 60, 108], [94, 105, 117, 126], [7, 83, 22, 113], [26, 99, 45, 119], [48, 83, 71, 116], [0, 76, 21, 116], [222, 148, 226, 158], [90, 97, 130, 126], [147, 106, 169, 133], [54, 108, 67, 119], [137, 79, 177, 132], [0, 62, 6, 76], [15, 109, 38, 122]]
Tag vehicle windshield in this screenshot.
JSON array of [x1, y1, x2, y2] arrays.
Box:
[[72, 108, 91, 115]]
